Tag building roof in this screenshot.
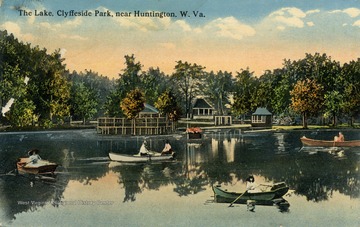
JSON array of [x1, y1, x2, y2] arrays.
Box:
[[193, 98, 213, 109], [252, 107, 272, 116], [141, 103, 159, 114]]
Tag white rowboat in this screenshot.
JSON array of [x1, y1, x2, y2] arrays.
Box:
[[108, 152, 175, 163]]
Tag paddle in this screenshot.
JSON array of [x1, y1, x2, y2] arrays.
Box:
[[228, 190, 247, 207]]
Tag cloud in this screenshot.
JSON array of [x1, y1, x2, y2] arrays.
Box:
[[203, 16, 256, 40], [173, 20, 192, 32], [330, 8, 360, 18], [307, 21, 315, 27], [59, 48, 67, 57], [343, 8, 360, 18], [269, 7, 306, 28], [306, 9, 320, 15], [353, 20, 360, 27], [60, 34, 88, 41], [65, 17, 83, 27], [112, 10, 172, 32], [0, 21, 34, 41]]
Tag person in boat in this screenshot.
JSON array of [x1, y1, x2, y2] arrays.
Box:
[[139, 141, 150, 156], [161, 140, 173, 156], [28, 149, 41, 164], [246, 175, 261, 193], [334, 132, 345, 142]]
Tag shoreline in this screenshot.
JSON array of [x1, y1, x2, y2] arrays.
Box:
[[0, 124, 359, 135]]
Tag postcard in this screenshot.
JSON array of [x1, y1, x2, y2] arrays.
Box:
[[0, 1, 359, 226]]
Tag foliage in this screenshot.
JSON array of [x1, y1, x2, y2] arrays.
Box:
[[201, 71, 233, 115], [171, 61, 205, 117], [0, 30, 71, 126], [0, 31, 30, 114], [68, 69, 115, 117], [155, 90, 181, 121], [323, 91, 343, 126], [341, 60, 360, 125], [290, 79, 324, 128], [70, 82, 98, 123], [139, 67, 168, 105], [231, 68, 257, 116], [104, 55, 143, 117], [120, 88, 145, 120], [7, 98, 37, 127], [117, 54, 142, 98]]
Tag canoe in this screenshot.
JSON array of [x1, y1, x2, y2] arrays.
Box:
[[108, 151, 175, 163], [300, 136, 360, 147], [17, 158, 58, 175], [213, 182, 289, 204]]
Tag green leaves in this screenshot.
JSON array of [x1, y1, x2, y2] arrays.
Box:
[[155, 90, 181, 121], [70, 82, 98, 123], [120, 88, 145, 120]]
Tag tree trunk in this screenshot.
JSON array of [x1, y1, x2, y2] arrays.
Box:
[[332, 112, 336, 126], [302, 112, 308, 129], [133, 118, 136, 135]]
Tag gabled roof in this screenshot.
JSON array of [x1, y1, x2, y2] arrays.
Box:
[[252, 107, 272, 115], [141, 103, 159, 113], [193, 98, 213, 109]]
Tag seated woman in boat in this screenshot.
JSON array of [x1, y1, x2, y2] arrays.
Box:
[[139, 141, 150, 156], [334, 132, 345, 142], [246, 176, 262, 193], [28, 149, 41, 164], [161, 140, 173, 156]]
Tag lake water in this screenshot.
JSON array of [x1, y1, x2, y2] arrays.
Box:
[[0, 129, 359, 226]]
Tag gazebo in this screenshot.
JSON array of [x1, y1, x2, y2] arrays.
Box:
[[251, 107, 272, 128]]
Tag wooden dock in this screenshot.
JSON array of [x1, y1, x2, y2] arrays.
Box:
[[97, 117, 174, 135]]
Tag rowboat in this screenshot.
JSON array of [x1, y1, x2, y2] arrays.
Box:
[[17, 158, 58, 175], [186, 127, 202, 139], [300, 136, 360, 147], [108, 151, 175, 163], [212, 182, 289, 204]]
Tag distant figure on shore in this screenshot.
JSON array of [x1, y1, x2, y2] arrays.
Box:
[[334, 132, 345, 142]]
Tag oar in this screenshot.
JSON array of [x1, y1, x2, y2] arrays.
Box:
[[228, 190, 247, 207]]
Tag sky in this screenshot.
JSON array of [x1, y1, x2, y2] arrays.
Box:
[[1, 0, 360, 78]]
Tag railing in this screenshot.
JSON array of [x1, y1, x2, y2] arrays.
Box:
[[97, 117, 174, 135]]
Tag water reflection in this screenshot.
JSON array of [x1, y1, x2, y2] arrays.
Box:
[[0, 129, 359, 224]]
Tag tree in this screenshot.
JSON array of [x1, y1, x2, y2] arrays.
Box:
[[201, 71, 233, 115], [155, 90, 181, 128], [105, 54, 143, 117], [171, 61, 205, 117], [118, 54, 142, 98], [252, 70, 277, 112], [67, 69, 115, 118], [140, 67, 168, 105], [120, 89, 145, 135], [26, 48, 71, 124], [290, 79, 324, 128], [231, 68, 257, 117], [341, 60, 360, 126], [70, 82, 98, 124], [7, 98, 37, 127], [323, 91, 343, 126], [0, 30, 30, 119]]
